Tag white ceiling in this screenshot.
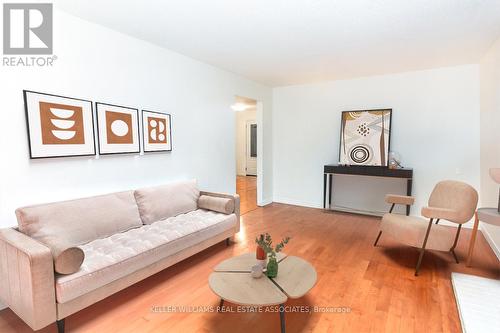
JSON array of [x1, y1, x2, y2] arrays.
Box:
[[55, 0, 500, 86]]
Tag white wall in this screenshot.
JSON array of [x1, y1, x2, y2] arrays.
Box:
[[235, 108, 257, 176], [0, 9, 273, 228], [273, 65, 480, 224], [480, 37, 500, 258]]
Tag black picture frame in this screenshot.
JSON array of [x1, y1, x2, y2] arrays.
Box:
[[338, 109, 392, 167], [95, 102, 141, 155], [23, 90, 96, 159], [141, 109, 173, 153]]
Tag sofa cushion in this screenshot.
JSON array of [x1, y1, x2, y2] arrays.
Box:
[[55, 209, 237, 303], [134, 180, 200, 224], [198, 195, 234, 214], [16, 191, 143, 248]]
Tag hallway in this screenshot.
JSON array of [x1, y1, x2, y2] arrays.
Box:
[[236, 176, 257, 214]]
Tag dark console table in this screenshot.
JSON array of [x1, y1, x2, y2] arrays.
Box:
[[323, 164, 414, 216]]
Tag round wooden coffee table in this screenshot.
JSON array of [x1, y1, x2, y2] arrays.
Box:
[[209, 253, 317, 333]]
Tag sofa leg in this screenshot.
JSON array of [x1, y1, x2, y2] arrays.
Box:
[[225, 237, 230, 246], [57, 319, 65, 333]]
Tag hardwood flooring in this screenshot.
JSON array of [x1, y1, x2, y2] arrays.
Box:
[[237, 176, 257, 215], [0, 204, 498, 333]]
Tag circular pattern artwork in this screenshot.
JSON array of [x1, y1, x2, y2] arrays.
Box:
[[349, 144, 373, 164]]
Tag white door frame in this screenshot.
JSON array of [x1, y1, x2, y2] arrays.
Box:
[[255, 101, 264, 205], [233, 98, 264, 206], [245, 120, 257, 176]]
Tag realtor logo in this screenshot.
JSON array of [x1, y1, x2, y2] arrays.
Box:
[[3, 3, 53, 55]]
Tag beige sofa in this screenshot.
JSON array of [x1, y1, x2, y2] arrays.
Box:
[[0, 180, 240, 332]]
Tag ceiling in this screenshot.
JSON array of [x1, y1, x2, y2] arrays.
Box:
[[55, 0, 500, 86]]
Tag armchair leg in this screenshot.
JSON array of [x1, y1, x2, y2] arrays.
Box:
[[449, 224, 462, 264], [451, 250, 459, 264], [435, 219, 440, 225], [373, 231, 382, 247], [415, 219, 434, 276], [466, 212, 480, 267], [415, 249, 426, 276], [57, 319, 65, 333]]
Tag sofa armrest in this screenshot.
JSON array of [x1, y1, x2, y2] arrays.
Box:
[[385, 194, 415, 206], [0, 228, 57, 330], [200, 191, 240, 230]]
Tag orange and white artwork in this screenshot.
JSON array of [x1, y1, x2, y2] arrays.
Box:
[[96, 103, 140, 155], [24, 90, 95, 158], [142, 110, 172, 152]]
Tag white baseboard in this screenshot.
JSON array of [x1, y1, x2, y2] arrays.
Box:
[[258, 198, 273, 206], [0, 300, 6, 311], [481, 225, 500, 261], [272, 197, 322, 209]]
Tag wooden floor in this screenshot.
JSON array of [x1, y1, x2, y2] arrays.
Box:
[[0, 204, 499, 333], [236, 175, 257, 215]]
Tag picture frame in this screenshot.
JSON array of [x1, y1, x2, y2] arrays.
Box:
[[96, 102, 140, 155], [23, 90, 96, 159], [141, 110, 172, 152], [339, 109, 392, 166]]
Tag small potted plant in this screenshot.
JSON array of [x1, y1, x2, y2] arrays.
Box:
[[255, 233, 291, 278]]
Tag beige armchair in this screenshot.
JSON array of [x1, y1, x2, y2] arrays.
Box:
[[373, 180, 478, 276]]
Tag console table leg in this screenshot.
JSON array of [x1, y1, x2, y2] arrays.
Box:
[[406, 179, 413, 216], [323, 173, 327, 209], [279, 304, 286, 333], [328, 174, 333, 209]]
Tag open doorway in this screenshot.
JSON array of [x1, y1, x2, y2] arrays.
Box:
[[233, 96, 258, 214]]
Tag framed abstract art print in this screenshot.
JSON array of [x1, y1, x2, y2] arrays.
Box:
[[339, 109, 392, 166], [96, 102, 140, 155], [23, 90, 96, 159], [141, 110, 172, 152]]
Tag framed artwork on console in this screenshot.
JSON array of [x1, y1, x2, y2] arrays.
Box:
[[339, 109, 392, 166], [141, 110, 172, 152], [96, 102, 140, 155], [23, 90, 96, 159]]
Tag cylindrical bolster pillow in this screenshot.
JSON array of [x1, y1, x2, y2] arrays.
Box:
[[198, 195, 234, 214], [51, 243, 84, 275]]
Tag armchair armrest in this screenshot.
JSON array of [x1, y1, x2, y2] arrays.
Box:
[[421, 206, 460, 222], [0, 228, 56, 330], [385, 194, 415, 206], [200, 191, 240, 231]]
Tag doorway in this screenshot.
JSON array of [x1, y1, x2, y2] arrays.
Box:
[[233, 96, 258, 214], [246, 121, 257, 176]]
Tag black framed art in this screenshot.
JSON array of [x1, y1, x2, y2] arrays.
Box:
[[23, 90, 96, 159], [141, 110, 172, 152], [96, 102, 140, 155]]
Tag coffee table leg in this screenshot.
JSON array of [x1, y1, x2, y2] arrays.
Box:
[[279, 304, 285, 333], [218, 299, 224, 312]]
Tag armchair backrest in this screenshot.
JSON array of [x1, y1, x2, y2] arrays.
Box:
[[428, 180, 478, 224]]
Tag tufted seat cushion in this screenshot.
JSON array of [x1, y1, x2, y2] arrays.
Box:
[[55, 209, 236, 303]]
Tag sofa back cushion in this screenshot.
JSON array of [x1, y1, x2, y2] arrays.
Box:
[[16, 191, 142, 247], [134, 180, 200, 224]]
